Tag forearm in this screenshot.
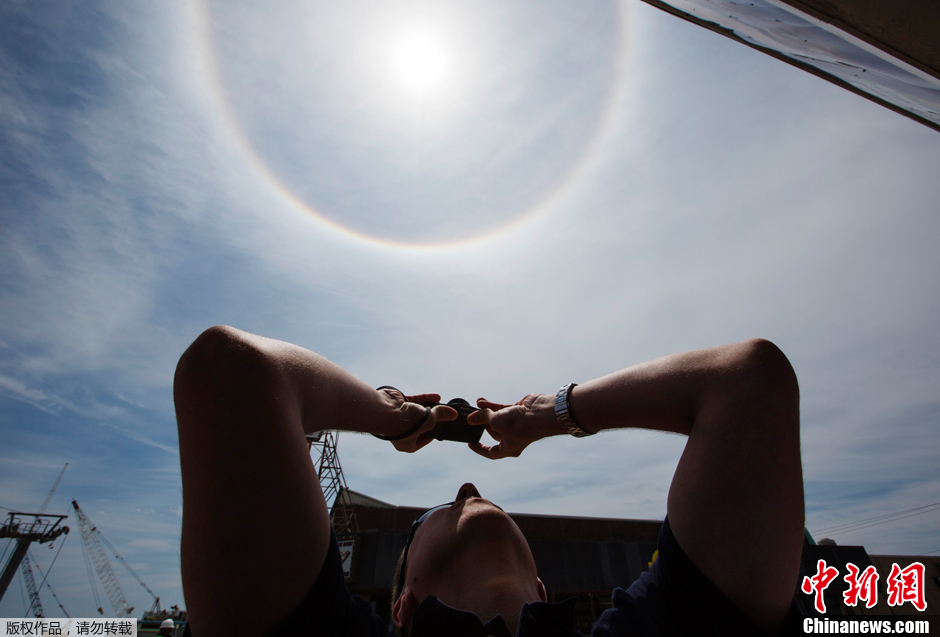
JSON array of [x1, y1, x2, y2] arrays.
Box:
[[569, 338, 796, 437], [175, 325, 421, 438]]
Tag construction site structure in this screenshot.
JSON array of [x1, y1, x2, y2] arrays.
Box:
[[0, 512, 69, 605], [72, 500, 134, 617], [72, 499, 168, 621], [307, 430, 358, 536], [21, 553, 44, 616]]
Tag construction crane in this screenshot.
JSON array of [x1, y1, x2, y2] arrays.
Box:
[[22, 553, 44, 617], [72, 500, 163, 618], [39, 464, 68, 515], [21, 463, 69, 617]]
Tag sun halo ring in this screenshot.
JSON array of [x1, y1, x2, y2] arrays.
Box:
[[192, 1, 631, 253]]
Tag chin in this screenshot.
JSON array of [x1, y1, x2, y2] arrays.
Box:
[[455, 500, 520, 540]]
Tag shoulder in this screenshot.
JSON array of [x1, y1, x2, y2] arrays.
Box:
[[595, 518, 764, 636], [270, 530, 393, 636]]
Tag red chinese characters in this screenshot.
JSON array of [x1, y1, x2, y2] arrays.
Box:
[[802, 560, 929, 614], [802, 559, 839, 613], [886, 562, 926, 612], [843, 563, 879, 608]]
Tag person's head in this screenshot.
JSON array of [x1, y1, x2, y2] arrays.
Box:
[[390, 483, 546, 635], [158, 618, 174, 636]]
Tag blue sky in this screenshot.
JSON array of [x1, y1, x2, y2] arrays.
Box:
[[2, 0, 939, 619]]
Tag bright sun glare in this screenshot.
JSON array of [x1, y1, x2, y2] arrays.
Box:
[[388, 27, 452, 99]]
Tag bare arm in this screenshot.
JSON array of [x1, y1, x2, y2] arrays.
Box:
[[174, 326, 453, 636], [469, 339, 803, 631]]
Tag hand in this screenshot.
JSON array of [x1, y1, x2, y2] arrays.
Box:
[[467, 393, 558, 459], [376, 388, 457, 453]]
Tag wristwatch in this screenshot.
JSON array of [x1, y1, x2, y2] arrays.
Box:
[[555, 383, 594, 437]]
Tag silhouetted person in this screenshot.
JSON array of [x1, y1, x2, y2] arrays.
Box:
[[175, 326, 803, 635]]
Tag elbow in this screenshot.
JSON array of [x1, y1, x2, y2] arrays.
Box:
[[734, 338, 800, 405], [175, 325, 249, 387], [174, 326, 274, 424]]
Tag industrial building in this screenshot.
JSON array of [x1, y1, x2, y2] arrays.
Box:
[[332, 489, 939, 629]]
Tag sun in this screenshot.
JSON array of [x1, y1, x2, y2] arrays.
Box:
[[388, 26, 453, 99]]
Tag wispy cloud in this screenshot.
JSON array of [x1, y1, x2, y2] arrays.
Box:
[[0, 375, 63, 415]]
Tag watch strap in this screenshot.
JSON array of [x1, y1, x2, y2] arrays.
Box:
[[555, 383, 593, 437]]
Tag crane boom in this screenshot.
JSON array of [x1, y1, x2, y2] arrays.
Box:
[[22, 553, 44, 617], [38, 463, 68, 515], [71, 500, 134, 618]]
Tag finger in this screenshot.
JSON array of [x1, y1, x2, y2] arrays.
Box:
[[405, 393, 441, 405], [409, 403, 439, 434], [378, 387, 406, 403], [431, 405, 458, 422], [467, 408, 492, 426], [397, 434, 433, 454], [392, 407, 438, 452], [411, 405, 455, 443], [476, 398, 511, 411], [468, 441, 503, 460]]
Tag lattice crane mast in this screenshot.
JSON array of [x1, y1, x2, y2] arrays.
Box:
[[71, 500, 165, 619], [21, 554, 43, 617], [71, 500, 135, 618]]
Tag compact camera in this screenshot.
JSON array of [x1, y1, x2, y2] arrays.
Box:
[[420, 397, 484, 443]]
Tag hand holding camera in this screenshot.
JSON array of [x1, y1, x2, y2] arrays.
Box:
[[373, 386, 484, 444], [419, 397, 484, 443]]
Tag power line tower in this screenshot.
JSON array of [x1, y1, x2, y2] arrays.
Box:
[[307, 431, 358, 536]]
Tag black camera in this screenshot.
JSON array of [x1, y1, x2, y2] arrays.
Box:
[[420, 398, 484, 443]]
